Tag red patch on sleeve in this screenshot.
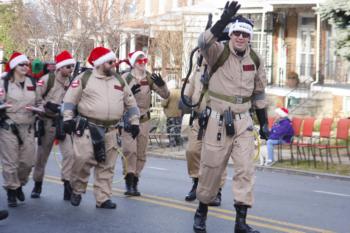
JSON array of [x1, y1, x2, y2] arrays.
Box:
[[140, 80, 149, 86], [27, 86, 35, 91], [114, 85, 123, 91], [71, 80, 80, 88], [243, 64, 255, 71], [37, 80, 44, 87]]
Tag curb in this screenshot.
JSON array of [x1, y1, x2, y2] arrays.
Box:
[[147, 151, 350, 182]]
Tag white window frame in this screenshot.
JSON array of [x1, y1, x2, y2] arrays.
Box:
[[296, 13, 316, 82]]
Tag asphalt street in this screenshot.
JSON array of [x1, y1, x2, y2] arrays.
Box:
[[0, 152, 349, 233]]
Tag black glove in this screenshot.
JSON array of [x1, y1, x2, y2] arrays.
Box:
[[210, 1, 240, 38], [131, 84, 141, 95], [44, 101, 60, 113], [151, 73, 165, 87], [255, 108, 269, 140], [130, 124, 140, 139], [63, 119, 76, 135]]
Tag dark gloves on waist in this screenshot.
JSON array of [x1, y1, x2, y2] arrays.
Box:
[[131, 84, 141, 95], [151, 73, 165, 87], [210, 1, 240, 38], [44, 101, 60, 113], [130, 124, 140, 139], [255, 108, 269, 140], [63, 119, 75, 135]]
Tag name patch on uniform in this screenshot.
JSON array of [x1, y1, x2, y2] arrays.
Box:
[[243, 64, 255, 71], [140, 80, 149, 86], [27, 86, 35, 91], [37, 80, 44, 87], [71, 80, 80, 88], [114, 85, 123, 91]]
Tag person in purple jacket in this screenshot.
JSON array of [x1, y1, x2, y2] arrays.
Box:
[[266, 107, 294, 165]]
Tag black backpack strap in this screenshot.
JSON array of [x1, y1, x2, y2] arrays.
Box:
[[208, 42, 231, 78], [81, 70, 93, 89], [42, 72, 55, 99], [249, 48, 260, 70]]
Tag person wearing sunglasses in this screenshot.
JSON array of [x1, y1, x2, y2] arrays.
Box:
[[62, 46, 139, 209], [30, 50, 76, 201], [121, 50, 169, 196], [193, 1, 268, 233], [0, 52, 42, 207]]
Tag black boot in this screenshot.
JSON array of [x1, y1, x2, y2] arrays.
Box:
[[208, 188, 222, 207], [70, 193, 82, 207], [96, 199, 117, 209], [16, 186, 25, 202], [7, 189, 17, 207], [63, 180, 72, 201], [124, 173, 135, 196], [31, 181, 42, 199], [0, 209, 8, 221], [133, 176, 141, 196], [234, 204, 260, 233], [193, 202, 208, 233], [185, 178, 198, 201]]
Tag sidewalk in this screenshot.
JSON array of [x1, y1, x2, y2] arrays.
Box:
[[146, 142, 350, 181]]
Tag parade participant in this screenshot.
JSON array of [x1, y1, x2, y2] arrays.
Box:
[[31, 50, 76, 200], [62, 46, 139, 209], [180, 55, 227, 207], [121, 50, 169, 196], [193, 2, 269, 232], [0, 52, 42, 207]]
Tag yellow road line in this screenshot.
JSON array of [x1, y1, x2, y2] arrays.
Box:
[[43, 174, 334, 233]]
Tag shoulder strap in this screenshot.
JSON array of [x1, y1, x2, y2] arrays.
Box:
[[145, 72, 154, 88], [42, 72, 55, 99], [126, 73, 133, 85], [209, 42, 231, 78], [81, 70, 92, 90], [114, 73, 125, 88], [3, 77, 9, 93], [249, 48, 260, 70]]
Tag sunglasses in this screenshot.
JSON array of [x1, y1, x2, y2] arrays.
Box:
[[64, 65, 74, 69], [232, 31, 250, 38], [107, 60, 116, 65], [17, 63, 29, 67], [136, 58, 148, 65]]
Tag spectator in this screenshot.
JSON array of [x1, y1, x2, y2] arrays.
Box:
[[265, 107, 294, 165], [161, 82, 182, 147]]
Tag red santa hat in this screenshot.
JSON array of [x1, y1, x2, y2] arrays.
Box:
[[55, 50, 76, 70], [275, 107, 289, 118], [88, 47, 116, 67], [128, 50, 146, 67], [8, 52, 29, 70]]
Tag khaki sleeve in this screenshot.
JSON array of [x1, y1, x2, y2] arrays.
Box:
[[0, 79, 5, 103], [161, 97, 169, 108], [252, 57, 268, 109], [184, 70, 196, 98], [123, 82, 140, 125], [62, 74, 83, 121], [198, 30, 223, 68], [152, 82, 170, 99]]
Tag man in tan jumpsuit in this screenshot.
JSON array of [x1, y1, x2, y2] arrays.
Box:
[[180, 56, 226, 206], [161, 86, 182, 147], [0, 52, 42, 207], [193, 2, 269, 233], [121, 50, 169, 196], [31, 50, 76, 200], [62, 47, 140, 209]]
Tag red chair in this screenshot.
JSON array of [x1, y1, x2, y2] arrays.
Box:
[[293, 117, 315, 164], [310, 118, 333, 168], [288, 117, 303, 164], [268, 117, 276, 130]]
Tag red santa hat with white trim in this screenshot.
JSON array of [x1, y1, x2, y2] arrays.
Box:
[[88, 47, 116, 67], [128, 50, 146, 67], [55, 50, 76, 70], [8, 52, 29, 70], [275, 107, 289, 118]]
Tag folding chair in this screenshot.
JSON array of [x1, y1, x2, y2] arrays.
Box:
[[289, 117, 303, 164], [310, 118, 333, 168], [293, 117, 315, 164]]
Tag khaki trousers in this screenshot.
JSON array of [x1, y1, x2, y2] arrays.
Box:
[[186, 119, 227, 187], [33, 118, 74, 182], [196, 115, 255, 206], [122, 121, 149, 177], [0, 124, 35, 190], [70, 128, 119, 206]]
